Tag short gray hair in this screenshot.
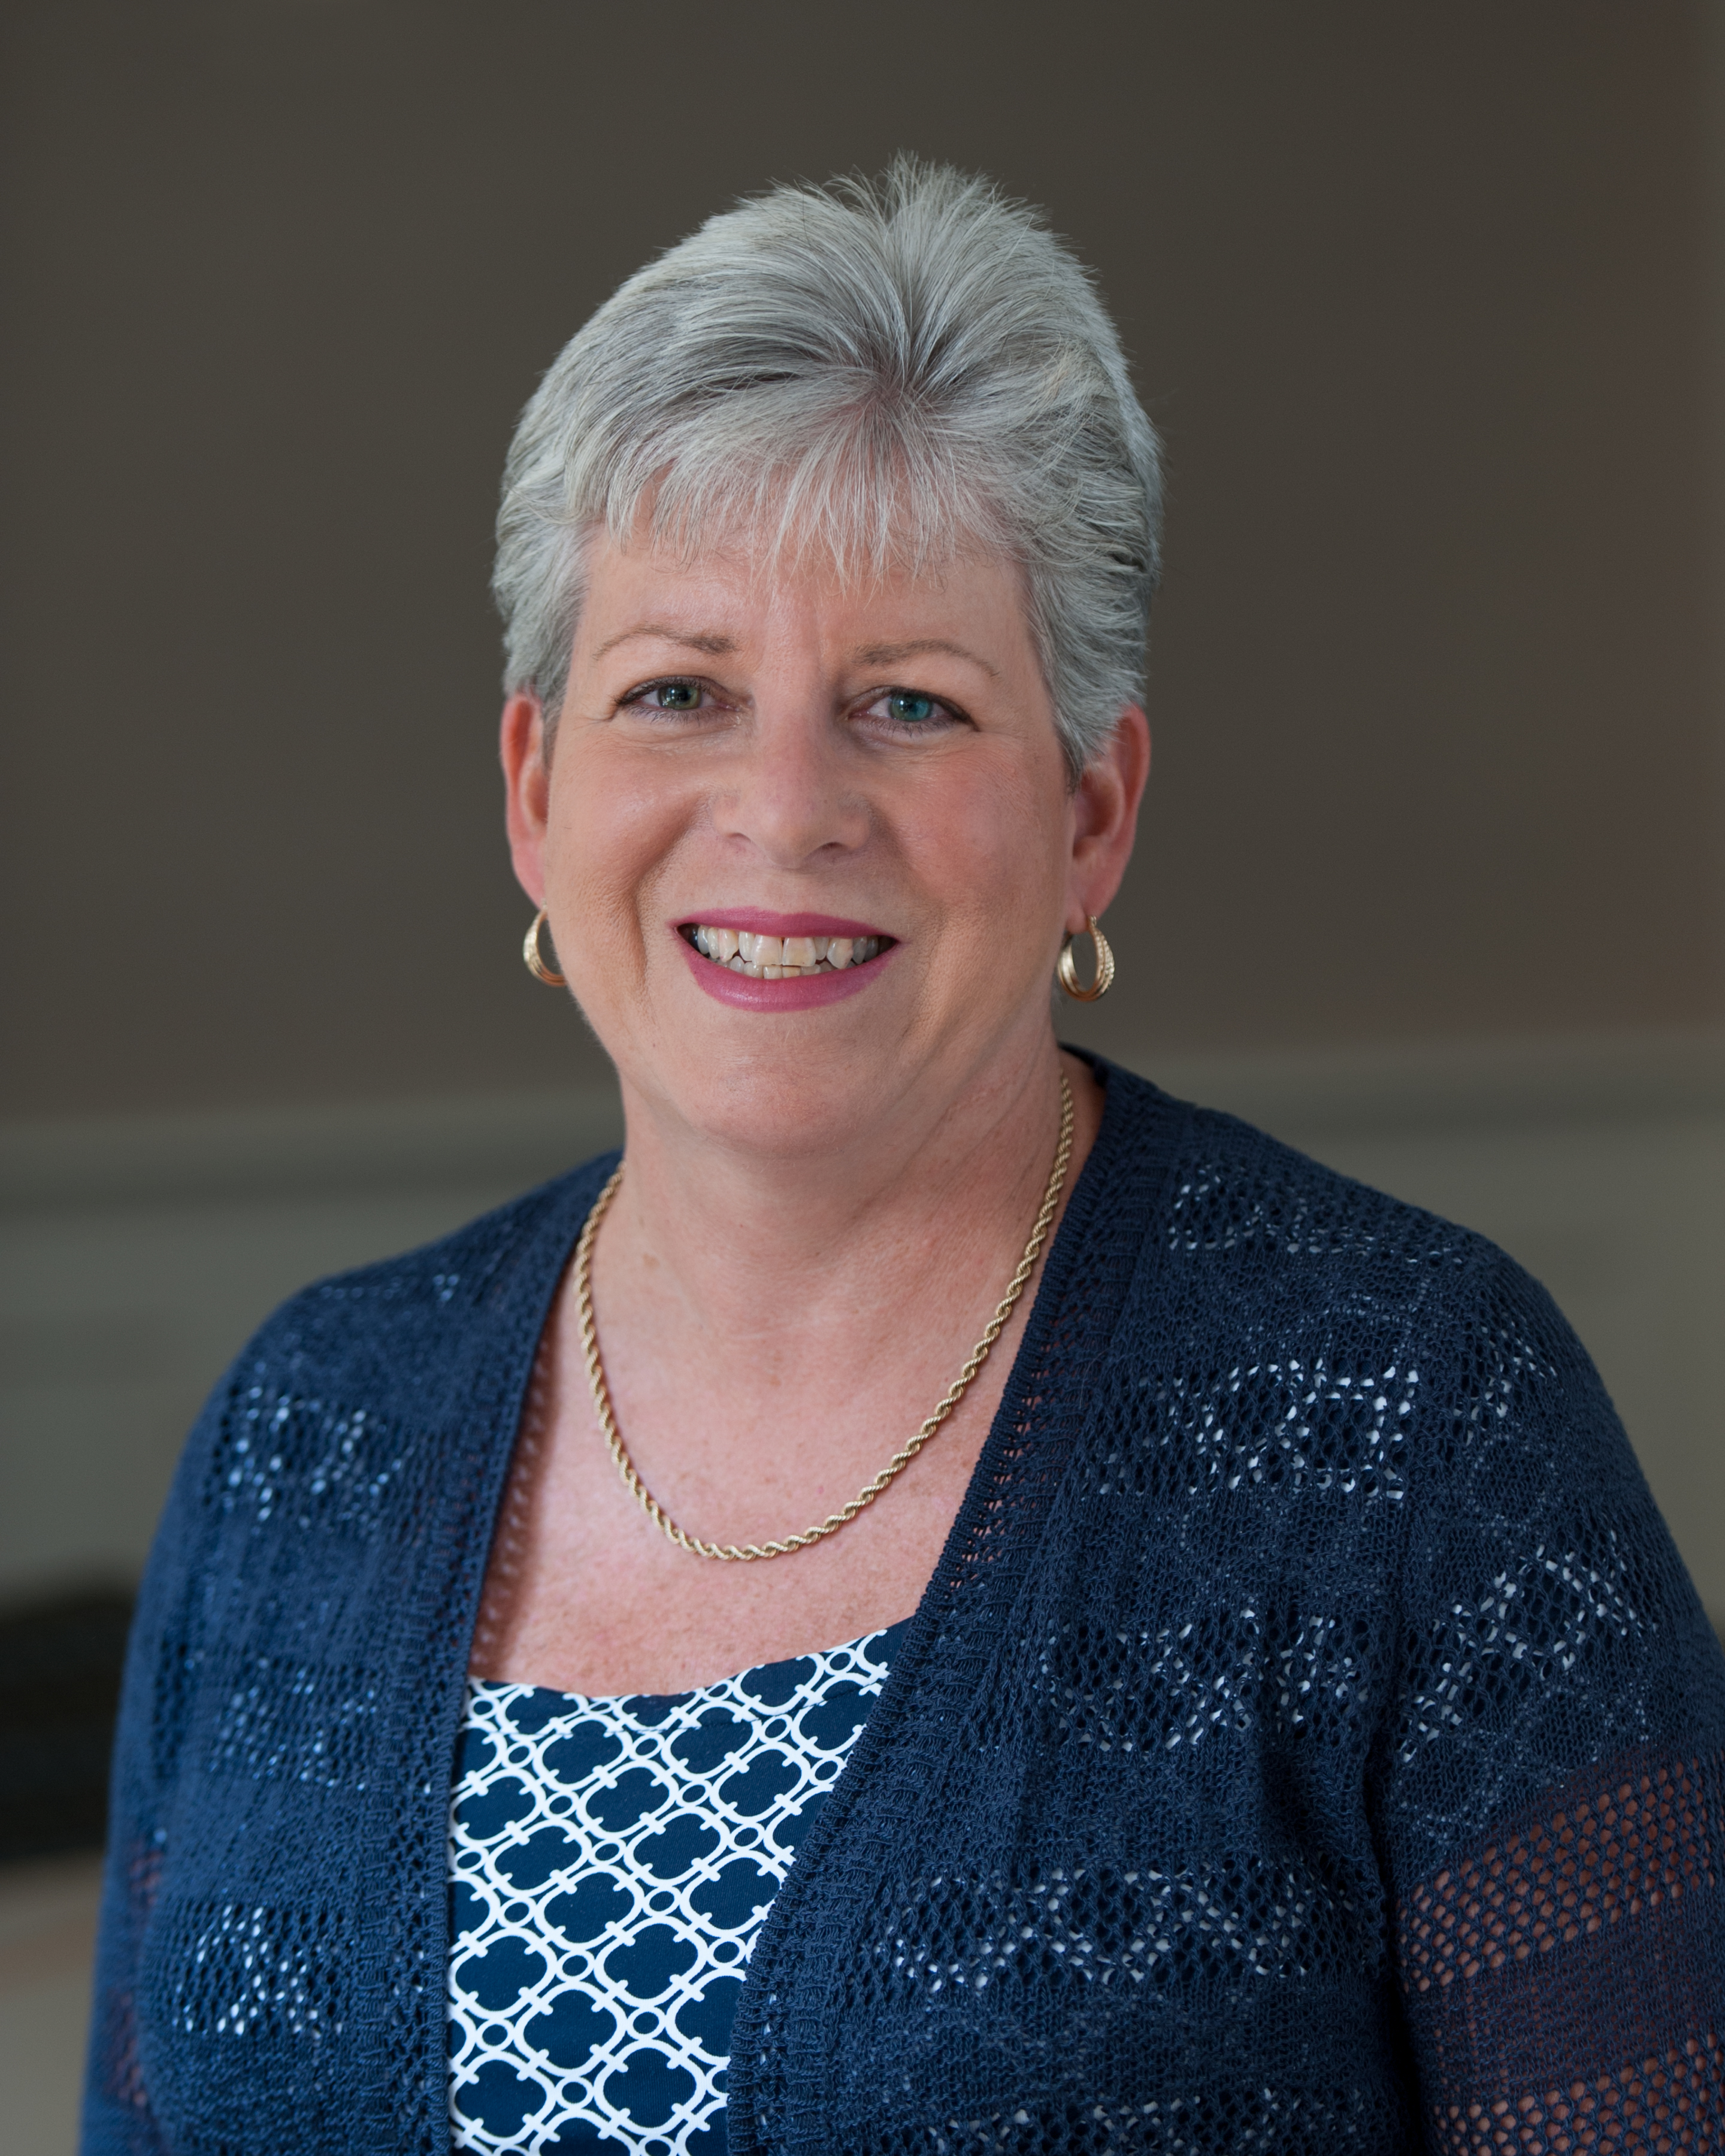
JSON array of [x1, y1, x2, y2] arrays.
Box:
[[493, 158, 1162, 776]]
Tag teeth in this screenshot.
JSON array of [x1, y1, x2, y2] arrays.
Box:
[[690, 925, 883, 975]]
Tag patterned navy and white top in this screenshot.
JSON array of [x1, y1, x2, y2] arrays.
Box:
[[447, 1622, 906, 2155]]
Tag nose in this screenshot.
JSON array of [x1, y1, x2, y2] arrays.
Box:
[[712, 698, 869, 868]]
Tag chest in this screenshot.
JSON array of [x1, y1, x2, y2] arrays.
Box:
[[138, 1373, 1409, 2156], [467, 1322, 1013, 1696]]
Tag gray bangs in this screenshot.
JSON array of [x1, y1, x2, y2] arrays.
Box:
[[494, 158, 1162, 778]]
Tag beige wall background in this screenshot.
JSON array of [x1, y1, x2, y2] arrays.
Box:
[[4, 2, 1724, 1631]]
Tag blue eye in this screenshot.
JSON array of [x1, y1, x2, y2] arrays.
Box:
[[885, 692, 937, 725], [650, 681, 701, 709]]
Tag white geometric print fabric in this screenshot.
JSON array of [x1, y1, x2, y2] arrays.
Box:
[[447, 1623, 904, 2154]]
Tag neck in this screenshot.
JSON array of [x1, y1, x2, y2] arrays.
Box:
[[600, 1029, 1100, 1348]]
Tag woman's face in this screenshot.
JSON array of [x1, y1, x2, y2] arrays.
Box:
[[503, 527, 1146, 1156]]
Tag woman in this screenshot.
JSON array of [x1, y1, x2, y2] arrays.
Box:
[[86, 163, 1724, 2155]]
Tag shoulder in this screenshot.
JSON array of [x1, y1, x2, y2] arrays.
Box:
[[201, 1149, 617, 1442], [125, 1152, 618, 1738], [1094, 1061, 1621, 1490], [1095, 1067, 1725, 1816], [1099, 1058, 1495, 1320]]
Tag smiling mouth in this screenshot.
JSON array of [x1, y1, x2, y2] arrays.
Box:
[[680, 924, 893, 979]]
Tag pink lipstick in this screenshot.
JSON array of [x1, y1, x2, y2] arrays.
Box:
[[675, 910, 897, 1011]]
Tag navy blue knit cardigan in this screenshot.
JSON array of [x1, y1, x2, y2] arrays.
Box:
[[83, 1063, 1725, 2154]]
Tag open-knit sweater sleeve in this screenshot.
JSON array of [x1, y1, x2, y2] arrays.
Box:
[[1382, 1249, 1725, 2147], [81, 1371, 228, 2155]]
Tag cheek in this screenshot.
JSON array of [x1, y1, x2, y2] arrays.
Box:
[[540, 753, 704, 1011], [908, 760, 1069, 928], [544, 749, 691, 923]]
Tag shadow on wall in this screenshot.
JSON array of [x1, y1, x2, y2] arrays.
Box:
[[0, 1593, 132, 1864]]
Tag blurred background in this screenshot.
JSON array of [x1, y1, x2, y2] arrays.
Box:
[[4, 2, 1724, 2145]]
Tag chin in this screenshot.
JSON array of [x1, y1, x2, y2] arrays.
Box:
[[674, 1043, 893, 1151]]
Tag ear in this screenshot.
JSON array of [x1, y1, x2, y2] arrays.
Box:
[[1066, 704, 1151, 934], [500, 692, 551, 907]]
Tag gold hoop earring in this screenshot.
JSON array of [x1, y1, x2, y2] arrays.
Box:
[[522, 907, 565, 987], [1057, 915, 1115, 1001]]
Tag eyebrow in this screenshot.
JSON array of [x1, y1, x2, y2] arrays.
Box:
[[591, 624, 739, 662], [589, 626, 998, 676], [851, 637, 998, 677]]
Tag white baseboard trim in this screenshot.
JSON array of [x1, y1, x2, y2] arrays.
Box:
[[4, 1029, 1722, 1625]]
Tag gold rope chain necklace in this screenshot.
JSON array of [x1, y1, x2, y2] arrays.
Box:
[[573, 1070, 1076, 1561]]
